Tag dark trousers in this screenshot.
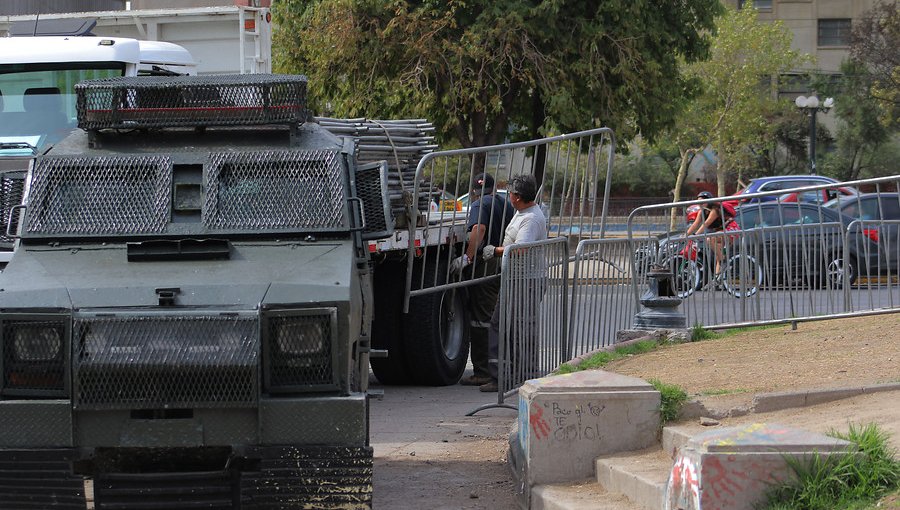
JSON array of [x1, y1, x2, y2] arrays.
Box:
[[465, 258, 501, 378]]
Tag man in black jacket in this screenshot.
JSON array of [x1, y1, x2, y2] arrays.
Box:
[[450, 173, 513, 386]]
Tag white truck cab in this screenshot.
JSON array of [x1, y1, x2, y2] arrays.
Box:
[[0, 34, 196, 267]]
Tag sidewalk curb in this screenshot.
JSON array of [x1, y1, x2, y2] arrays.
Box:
[[678, 382, 900, 421], [751, 382, 900, 413]]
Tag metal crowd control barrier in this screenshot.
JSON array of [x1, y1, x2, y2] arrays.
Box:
[[568, 237, 658, 355], [404, 128, 616, 311], [468, 237, 569, 415], [626, 175, 900, 330]]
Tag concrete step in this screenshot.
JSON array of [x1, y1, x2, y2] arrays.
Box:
[[661, 424, 704, 458], [594, 446, 672, 510], [531, 479, 643, 510]]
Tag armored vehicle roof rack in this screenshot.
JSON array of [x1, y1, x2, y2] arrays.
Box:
[[76, 74, 308, 132]]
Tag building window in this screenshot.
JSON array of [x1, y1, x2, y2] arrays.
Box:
[[739, 0, 773, 9], [818, 19, 852, 47]]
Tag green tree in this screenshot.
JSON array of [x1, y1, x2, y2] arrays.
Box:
[[273, 0, 722, 155], [850, 1, 899, 130], [658, 6, 808, 200], [816, 60, 891, 181]]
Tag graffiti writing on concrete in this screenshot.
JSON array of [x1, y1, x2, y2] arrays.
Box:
[[666, 452, 700, 510], [530, 401, 607, 442]]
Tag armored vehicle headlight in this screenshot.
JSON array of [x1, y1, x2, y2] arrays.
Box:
[[13, 325, 63, 362], [275, 320, 326, 356]]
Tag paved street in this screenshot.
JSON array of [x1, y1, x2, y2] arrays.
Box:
[[368, 373, 519, 509]]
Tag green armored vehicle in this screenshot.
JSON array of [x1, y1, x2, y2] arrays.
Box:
[[0, 75, 386, 508]]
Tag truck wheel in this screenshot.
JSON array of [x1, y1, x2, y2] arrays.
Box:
[[370, 260, 414, 385], [403, 257, 470, 386]]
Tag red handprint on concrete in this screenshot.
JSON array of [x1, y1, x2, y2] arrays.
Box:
[[530, 404, 551, 440]]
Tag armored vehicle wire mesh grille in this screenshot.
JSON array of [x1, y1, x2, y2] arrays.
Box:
[[204, 150, 347, 231], [355, 162, 393, 239], [73, 315, 258, 410], [25, 155, 171, 236], [265, 311, 336, 391], [0, 174, 24, 244], [76, 74, 308, 130]]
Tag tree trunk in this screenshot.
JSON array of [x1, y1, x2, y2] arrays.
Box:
[[531, 91, 547, 186], [670, 148, 697, 231], [716, 151, 727, 197]]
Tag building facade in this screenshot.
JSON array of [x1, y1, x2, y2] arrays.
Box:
[[726, 0, 880, 75]]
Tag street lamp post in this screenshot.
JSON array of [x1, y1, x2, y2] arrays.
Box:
[[794, 95, 834, 174]]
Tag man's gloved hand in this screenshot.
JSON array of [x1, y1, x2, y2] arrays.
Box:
[[482, 245, 496, 261], [449, 254, 470, 274]]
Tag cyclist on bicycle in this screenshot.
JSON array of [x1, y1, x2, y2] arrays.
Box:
[[684, 191, 739, 276]]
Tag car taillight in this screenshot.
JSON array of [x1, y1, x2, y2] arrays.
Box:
[[863, 229, 880, 243]]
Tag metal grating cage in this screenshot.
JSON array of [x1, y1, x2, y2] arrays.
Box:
[[355, 161, 393, 240], [0, 173, 25, 244], [264, 311, 336, 391], [204, 150, 347, 231], [1, 319, 67, 396], [73, 315, 259, 410], [76, 74, 308, 130], [25, 155, 172, 236]]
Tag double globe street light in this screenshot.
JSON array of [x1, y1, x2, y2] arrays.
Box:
[[795, 95, 834, 174]]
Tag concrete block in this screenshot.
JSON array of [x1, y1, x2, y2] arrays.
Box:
[[665, 423, 854, 510], [517, 370, 660, 487], [662, 426, 696, 459], [595, 448, 669, 510]]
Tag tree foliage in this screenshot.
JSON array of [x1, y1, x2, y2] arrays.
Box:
[[850, 0, 899, 130], [272, 0, 722, 150], [814, 1, 899, 182], [655, 6, 807, 202], [816, 60, 897, 181]]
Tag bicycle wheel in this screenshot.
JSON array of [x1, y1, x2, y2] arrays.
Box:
[[722, 254, 763, 298], [665, 255, 700, 298]]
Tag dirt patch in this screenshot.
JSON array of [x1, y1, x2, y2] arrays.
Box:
[[602, 315, 900, 411]]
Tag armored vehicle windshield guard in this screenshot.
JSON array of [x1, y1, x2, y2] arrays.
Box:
[[0, 74, 386, 509]]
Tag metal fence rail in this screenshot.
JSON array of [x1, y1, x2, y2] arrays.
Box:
[[626, 175, 900, 330], [469, 237, 569, 414], [405, 128, 616, 310], [569, 237, 657, 356]]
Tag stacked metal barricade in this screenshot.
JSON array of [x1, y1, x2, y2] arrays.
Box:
[[316, 117, 438, 225]]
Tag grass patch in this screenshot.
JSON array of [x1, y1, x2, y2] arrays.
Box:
[[691, 323, 720, 341], [648, 378, 688, 424], [699, 388, 750, 396], [764, 423, 900, 510], [556, 339, 658, 374], [691, 322, 786, 342]]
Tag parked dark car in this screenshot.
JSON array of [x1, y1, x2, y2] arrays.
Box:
[[824, 192, 900, 270], [734, 202, 881, 287]]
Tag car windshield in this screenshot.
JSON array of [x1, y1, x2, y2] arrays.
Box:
[[0, 63, 125, 153]]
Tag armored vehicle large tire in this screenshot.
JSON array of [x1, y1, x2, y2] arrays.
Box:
[[403, 257, 470, 386], [370, 260, 415, 385]]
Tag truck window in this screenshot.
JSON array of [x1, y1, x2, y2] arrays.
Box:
[[0, 64, 124, 149]]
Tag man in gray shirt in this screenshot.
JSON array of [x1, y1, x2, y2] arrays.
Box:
[[479, 174, 547, 392]]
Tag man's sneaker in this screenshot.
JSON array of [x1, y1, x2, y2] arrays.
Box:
[[479, 380, 498, 392], [459, 375, 492, 386]]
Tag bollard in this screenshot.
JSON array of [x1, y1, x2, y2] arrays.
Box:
[[634, 263, 686, 330]]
